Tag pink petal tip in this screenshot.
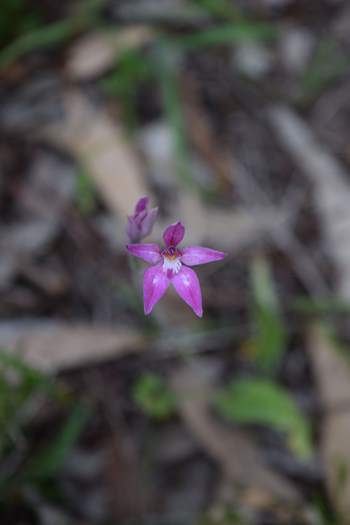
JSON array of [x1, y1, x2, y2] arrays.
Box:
[[163, 221, 185, 248], [143, 264, 170, 314], [181, 246, 226, 266], [172, 266, 203, 317]]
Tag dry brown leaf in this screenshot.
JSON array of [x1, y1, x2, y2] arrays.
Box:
[[0, 321, 145, 372], [308, 324, 350, 519], [170, 362, 301, 507], [42, 90, 149, 218], [66, 27, 154, 80], [268, 105, 350, 301], [206, 207, 289, 250]]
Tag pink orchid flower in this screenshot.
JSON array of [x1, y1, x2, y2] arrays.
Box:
[[126, 196, 158, 243], [127, 221, 226, 317]]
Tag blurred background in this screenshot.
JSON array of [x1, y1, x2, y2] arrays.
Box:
[[2, 0, 350, 524]]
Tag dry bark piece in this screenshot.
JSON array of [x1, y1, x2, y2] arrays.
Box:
[[308, 324, 350, 519], [170, 362, 301, 508], [0, 320, 145, 372]]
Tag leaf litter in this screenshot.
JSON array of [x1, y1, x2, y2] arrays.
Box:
[[1, 1, 350, 524]]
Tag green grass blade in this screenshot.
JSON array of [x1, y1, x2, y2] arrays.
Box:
[[23, 403, 90, 480], [0, 0, 106, 69], [173, 22, 277, 49], [0, 18, 80, 69], [251, 256, 286, 373], [152, 44, 197, 190]]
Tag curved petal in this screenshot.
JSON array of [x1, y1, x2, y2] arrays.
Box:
[[140, 207, 158, 238], [143, 264, 170, 314], [171, 266, 203, 317], [126, 216, 141, 243], [126, 243, 161, 264], [135, 196, 149, 213], [163, 221, 185, 247], [134, 209, 147, 226], [181, 246, 226, 266]]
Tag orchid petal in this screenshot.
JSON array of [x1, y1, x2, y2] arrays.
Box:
[[172, 266, 203, 317], [127, 243, 161, 264], [135, 196, 149, 213], [143, 264, 170, 314], [140, 207, 158, 238], [134, 209, 147, 226], [181, 246, 226, 266], [163, 221, 185, 247], [126, 216, 140, 242]]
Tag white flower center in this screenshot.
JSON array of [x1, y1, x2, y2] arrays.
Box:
[[162, 256, 182, 275]]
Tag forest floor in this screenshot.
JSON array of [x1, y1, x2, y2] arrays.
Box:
[[2, 1, 350, 524]]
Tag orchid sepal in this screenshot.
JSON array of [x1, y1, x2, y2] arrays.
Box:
[[126, 243, 161, 264], [181, 246, 226, 266]]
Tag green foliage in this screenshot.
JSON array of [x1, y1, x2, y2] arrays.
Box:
[[214, 378, 312, 459], [0, 0, 106, 70], [0, 352, 57, 453], [310, 493, 340, 525], [153, 44, 196, 189], [133, 373, 176, 420], [0, 0, 41, 49], [173, 22, 277, 49], [250, 256, 286, 373], [0, 350, 89, 505]]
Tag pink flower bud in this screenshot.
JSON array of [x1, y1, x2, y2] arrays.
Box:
[[126, 196, 158, 243]]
